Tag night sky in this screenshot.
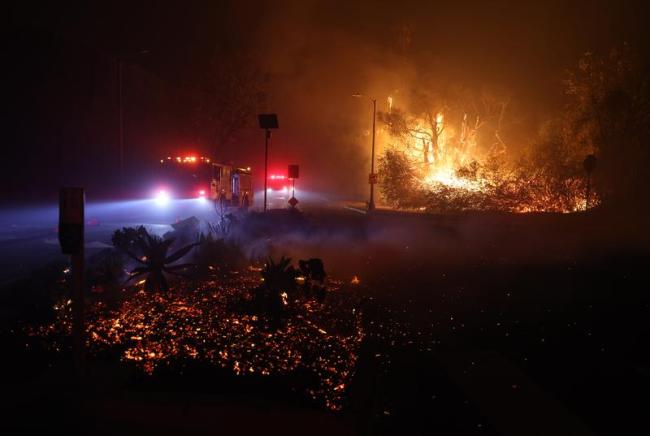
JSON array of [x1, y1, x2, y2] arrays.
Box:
[[4, 1, 649, 202]]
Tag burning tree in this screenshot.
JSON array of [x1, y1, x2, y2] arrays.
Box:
[[374, 55, 649, 213], [377, 87, 537, 212]]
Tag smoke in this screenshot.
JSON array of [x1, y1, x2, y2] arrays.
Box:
[[224, 208, 645, 281], [213, 0, 648, 204], [226, 1, 550, 200], [6, 1, 649, 203]]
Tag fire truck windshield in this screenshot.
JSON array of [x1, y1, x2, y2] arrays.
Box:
[[156, 157, 212, 200]]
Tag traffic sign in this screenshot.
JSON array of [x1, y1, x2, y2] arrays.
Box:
[[258, 113, 279, 129], [288, 164, 299, 179]]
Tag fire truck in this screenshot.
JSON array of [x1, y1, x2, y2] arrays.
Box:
[[154, 155, 253, 208]]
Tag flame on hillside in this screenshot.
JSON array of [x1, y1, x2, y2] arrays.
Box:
[[378, 96, 597, 213]]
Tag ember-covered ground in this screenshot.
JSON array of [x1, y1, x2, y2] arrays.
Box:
[[1, 208, 649, 435], [28, 271, 364, 411]]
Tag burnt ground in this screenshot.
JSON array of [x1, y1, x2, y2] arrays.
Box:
[[1, 207, 648, 435]]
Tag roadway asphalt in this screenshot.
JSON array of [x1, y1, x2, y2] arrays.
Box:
[[0, 199, 219, 285], [0, 195, 350, 285]]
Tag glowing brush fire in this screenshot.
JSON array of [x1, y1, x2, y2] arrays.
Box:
[[379, 96, 597, 213]]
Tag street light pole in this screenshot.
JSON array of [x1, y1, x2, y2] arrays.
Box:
[[353, 94, 377, 211], [257, 113, 279, 212], [369, 98, 376, 211]]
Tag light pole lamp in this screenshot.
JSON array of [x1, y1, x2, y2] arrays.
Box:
[[258, 113, 279, 212], [353, 93, 377, 211]]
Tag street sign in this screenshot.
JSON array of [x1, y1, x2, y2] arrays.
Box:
[[369, 173, 378, 184], [258, 113, 279, 129], [288, 196, 299, 208], [59, 187, 85, 255], [288, 164, 299, 179]]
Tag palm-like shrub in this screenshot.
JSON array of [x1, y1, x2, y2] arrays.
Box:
[[251, 256, 297, 322], [125, 230, 199, 291], [261, 256, 297, 292]]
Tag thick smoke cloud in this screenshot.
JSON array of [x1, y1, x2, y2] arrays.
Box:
[[227, 0, 650, 200], [4, 1, 649, 202]]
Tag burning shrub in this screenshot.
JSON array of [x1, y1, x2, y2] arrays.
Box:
[[372, 66, 615, 213], [379, 148, 592, 213]]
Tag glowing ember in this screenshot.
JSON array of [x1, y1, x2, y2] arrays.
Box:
[[28, 271, 364, 410]]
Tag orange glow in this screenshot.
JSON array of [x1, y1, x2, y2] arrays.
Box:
[[380, 99, 595, 212], [30, 270, 364, 411]]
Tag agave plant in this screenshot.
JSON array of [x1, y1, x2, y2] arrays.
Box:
[[125, 230, 199, 291], [261, 256, 297, 293], [248, 256, 297, 322]]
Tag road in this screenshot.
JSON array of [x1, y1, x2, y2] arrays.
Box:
[[0, 199, 221, 285], [0, 193, 347, 285]]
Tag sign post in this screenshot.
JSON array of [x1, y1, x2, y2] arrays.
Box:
[[59, 187, 85, 376], [258, 114, 279, 212], [288, 164, 299, 208]]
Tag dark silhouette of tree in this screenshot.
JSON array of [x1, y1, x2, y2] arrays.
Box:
[[377, 149, 421, 208], [187, 54, 267, 157], [562, 46, 650, 209]]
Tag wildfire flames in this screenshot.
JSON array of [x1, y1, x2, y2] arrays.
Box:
[[378, 96, 597, 213]]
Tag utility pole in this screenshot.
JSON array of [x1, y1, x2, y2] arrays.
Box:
[[369, 97, 376, 211]]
